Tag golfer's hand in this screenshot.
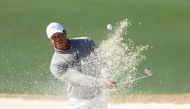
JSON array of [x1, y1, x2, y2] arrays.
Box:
[[104, 80, 117, 89]]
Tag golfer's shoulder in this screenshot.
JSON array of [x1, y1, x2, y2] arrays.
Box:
[[71, 37, 96, 44], [50, 52, 61, 64]]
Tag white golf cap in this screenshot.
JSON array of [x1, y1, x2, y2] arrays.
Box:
[[46, 22, 64, 39]]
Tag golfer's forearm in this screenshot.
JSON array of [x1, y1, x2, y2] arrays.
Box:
[[58, 69, 103, 86]]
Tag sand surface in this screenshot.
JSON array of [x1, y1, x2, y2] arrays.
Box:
[[1, 94, 190, 109]]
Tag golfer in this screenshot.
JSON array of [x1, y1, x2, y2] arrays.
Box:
[[46, 22, 116, 109]]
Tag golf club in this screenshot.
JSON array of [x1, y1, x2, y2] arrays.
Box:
[[117, 67, 153, 86], [90, 67, 152, 87]]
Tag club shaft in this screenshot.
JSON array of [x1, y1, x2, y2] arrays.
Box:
[[117, 75, 147, 85], [133, 75, 147, 81], [90, 75, 149, 87]]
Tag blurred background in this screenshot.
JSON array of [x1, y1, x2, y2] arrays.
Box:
[[0, 0, 190, 95]]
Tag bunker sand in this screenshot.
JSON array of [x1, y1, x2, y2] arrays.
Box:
[[1, 94, 190, 109]]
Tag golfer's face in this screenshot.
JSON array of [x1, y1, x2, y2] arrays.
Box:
[[50, 32, 68, 50]]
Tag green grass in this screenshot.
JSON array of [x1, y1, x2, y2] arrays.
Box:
[[0, 0, 190, 94]]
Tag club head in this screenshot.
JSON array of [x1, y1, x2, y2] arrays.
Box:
[[144, 67, 152, 77]]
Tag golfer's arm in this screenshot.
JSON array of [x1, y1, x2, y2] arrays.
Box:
[[50, 64, 103, 87], [62, 69, 103, 86]]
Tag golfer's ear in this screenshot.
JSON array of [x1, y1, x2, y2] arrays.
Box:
[[63, 29, 66, 36]]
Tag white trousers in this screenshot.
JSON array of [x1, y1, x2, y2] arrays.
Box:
[[68, 96, 107, 109]]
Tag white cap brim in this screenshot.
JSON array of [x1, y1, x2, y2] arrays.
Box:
[[47, 29, 63, 39]]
